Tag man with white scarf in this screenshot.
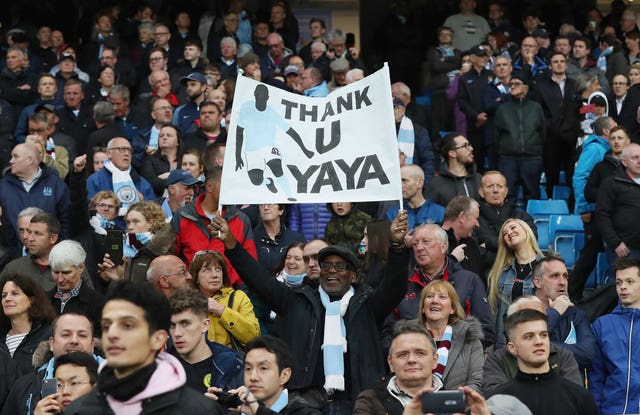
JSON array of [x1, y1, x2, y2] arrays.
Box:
[[87, 137, 156, 225], [209, 210, 409, 414]]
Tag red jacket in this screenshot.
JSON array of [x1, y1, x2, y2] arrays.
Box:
[[171, 194, 257, 286]]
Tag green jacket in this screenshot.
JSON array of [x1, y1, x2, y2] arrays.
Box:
[[495, 97, 546, 157]]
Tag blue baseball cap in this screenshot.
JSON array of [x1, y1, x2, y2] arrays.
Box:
[[166, 169, 200, 186], [180, 72, 207, 85]]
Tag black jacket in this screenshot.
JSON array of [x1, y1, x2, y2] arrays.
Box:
[[226, 242, 409, 400], [0, 321, 51, 378], [255, 396, 322, 415], [0, 349, 17, 410], [585, 153, 619, 203], [47, 283, 105, 337], [457, 67, 492, 131], [425, 162, 482, 207], [57, 103, 95, 148], [608, 85, 640, 140], [490, 370, 599, 415], [533, 74, 581, 143], [477, 199, 537, 254], [63, 383, 220, 415], [494, 97, 546, 157], [596, 164, 640, 249]]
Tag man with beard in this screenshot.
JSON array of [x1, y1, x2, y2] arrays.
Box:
[[182, 101, 226, 152], [173, 72, 208, 134], [157, 169, 200, 221], [425, 133, 482, 207]]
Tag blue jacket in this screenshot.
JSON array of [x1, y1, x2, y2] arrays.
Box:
[[173, 100, 200, 134], [288, 203, 332, 240], [0, 164, 69, 255], [385, 200, 445, 230], [86, 167, 156, 204], [589, 306, 640, 415], [304, 81, 329, 97], [14, 99, 63, 143], [546, 306, 596, 369], [573, 134, 610, 214]]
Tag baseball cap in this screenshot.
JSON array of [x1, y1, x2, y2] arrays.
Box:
[[34, 103, 57, 114], [330, 58, 349, 73], [284, 65, 300, 76], [180, 72, 207, 85], [166, 169, 201, 186], [469, 44, 489, 56], [59, 53, 75, 63]]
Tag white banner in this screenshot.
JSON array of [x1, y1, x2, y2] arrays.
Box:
[[219, 64, 402, 205]]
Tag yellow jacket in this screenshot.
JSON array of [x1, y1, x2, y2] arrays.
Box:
[[207, 286, 260, 347]]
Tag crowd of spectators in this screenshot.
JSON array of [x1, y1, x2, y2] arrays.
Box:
[[0, 0, 638, 414]]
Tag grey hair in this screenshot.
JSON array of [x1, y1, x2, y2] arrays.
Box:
[[346, 68, 364, 83], [327, 29, 346, 42], [18, 207, 45, 219], [93, 101, 116, 124], [593, 116, 615, 137], [109, 85, 130, 101], [220, 36, 237, 49], [414, 223, 449, 249], [575, 72, 598, 94], [506, 295, 543, 317], [49, 240, 86, 269], [311, 41, 327, 52]]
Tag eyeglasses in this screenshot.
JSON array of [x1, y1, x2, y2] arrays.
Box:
[[509, 81, 524, 87], [107, 146, 132, 153], [452, 142, 472, 150], [163, 269, 188, 278], [56, 381, 92, 391], [149, 56, 165, 62], [96, 202, 116, 210], [320, 261, 351, 272]]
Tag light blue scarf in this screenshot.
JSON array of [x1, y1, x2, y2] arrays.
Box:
[[284, 273, 306, 286], [397, 115, 415, 164], [319, 285, 354, 393], [103, 159, 140, 216], [123, 232, 152, 257]]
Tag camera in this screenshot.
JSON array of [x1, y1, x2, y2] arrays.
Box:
[[421, 390, 465, 414], [214, 391, 242, 408]]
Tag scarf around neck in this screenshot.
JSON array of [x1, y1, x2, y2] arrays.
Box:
[[319, 285, 354, 394], [103, 159, 140, 216]]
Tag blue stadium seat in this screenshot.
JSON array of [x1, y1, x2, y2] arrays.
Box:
[[552, 185, 571, 201], [416, 95, 431, 108], [559, 170, 567, 185], [549, 214, 584, 268], [595, 252, 610, 286], [526, 200, 570, 251]]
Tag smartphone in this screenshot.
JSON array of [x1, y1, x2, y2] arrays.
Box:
[[106, 229, 124, 266], [421, 390, 465, 414], [41, 378, 58, 397]]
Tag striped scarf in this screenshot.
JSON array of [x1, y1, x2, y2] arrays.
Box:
[[430, 325, 452, 379]]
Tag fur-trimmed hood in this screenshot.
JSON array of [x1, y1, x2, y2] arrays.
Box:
[[457, 315, 485, 342], [32, 339, 104, 369], [144, 223, 177, 257]]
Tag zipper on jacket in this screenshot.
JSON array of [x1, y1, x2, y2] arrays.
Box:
[[622, 309, 635, 415]]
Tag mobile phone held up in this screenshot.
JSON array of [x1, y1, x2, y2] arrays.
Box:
[[421, 390, 466, 414], [106, 229, 124, 266], [41, 378, 58, 397]]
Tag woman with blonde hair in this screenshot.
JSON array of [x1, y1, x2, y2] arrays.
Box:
[[99, 201, 176, 285], [417, 280, 484, 392], [487, 218, 542, 347]]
